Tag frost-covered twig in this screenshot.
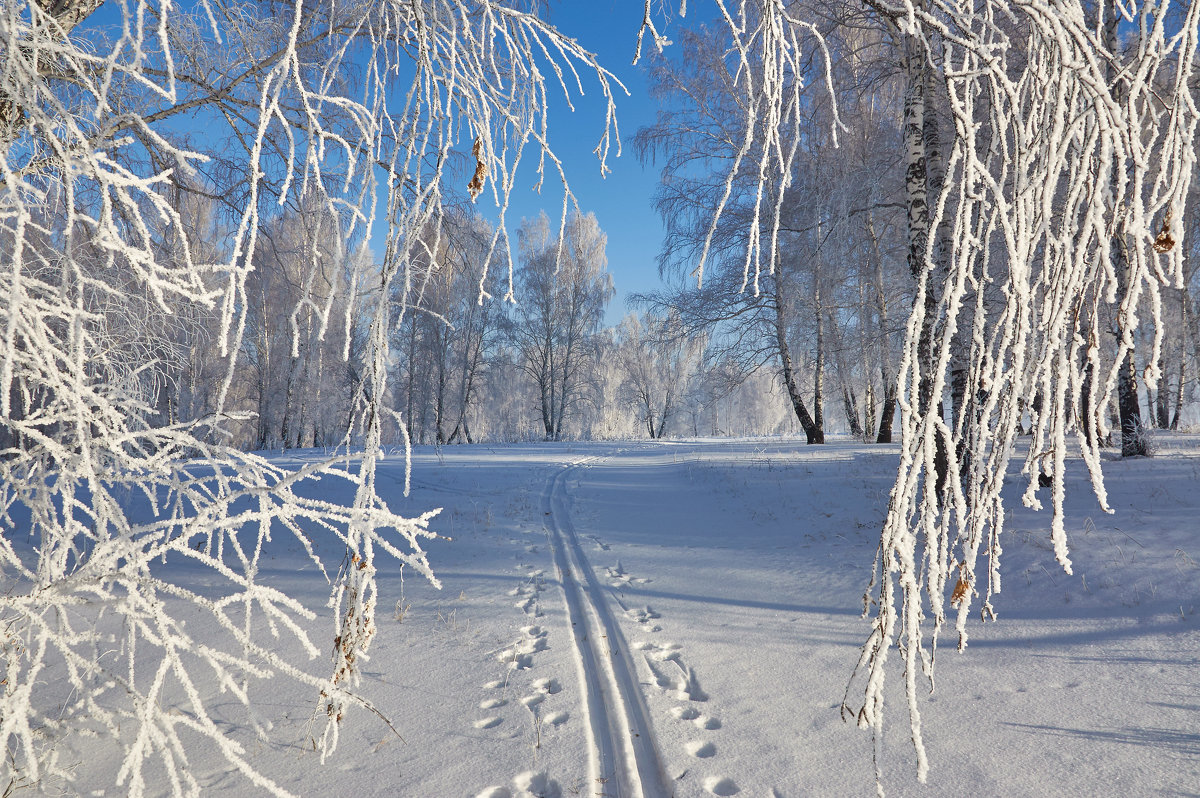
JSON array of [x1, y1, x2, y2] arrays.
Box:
[[836, 1, 1200, 789], [1, 0, 620, 793]]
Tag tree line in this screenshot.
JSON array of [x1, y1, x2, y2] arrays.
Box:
[[192, 10, 1200, 452], [153, 45, 1200, 454], [34, 5, 1192, 459], [4, 0, 1199, 793], [152, 194, 815, 450]]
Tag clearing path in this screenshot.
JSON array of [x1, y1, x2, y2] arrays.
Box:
[[61, 438, 1200, 798], [544, 457, 670, 797], [536, 440, 1200, 797]]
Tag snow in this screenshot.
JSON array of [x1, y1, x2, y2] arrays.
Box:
[[41, 436, 1200, 796]]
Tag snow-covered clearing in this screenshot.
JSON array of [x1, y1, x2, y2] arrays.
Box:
[[62, 438, 1200, 797]]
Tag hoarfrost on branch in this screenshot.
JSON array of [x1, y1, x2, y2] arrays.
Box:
[[642, 0, 1196, 787], [3, 0, 1198, 794], [827, 1, 1200, 790], [0, 0, 618, 793]]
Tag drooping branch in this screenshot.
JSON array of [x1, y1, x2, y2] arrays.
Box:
[[836, 1, 1200, 789], [0, 1, 623, 793]]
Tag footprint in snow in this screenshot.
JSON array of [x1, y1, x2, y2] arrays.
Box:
[[520, 694, 545, 708], [625, 606, 662, 634], [607, 561, 635, 588], [521, 627, 549, 653], [704, 776, 739, 796], [644, 655, 675, 689], [480, 698, 507, 710], [694, 714, 721, 730], [532, 676, 561, 694], [625, 606, 661, 624], [687, 740, 716, 758], [496, 651, 533, 670], [513, 771, 561, 798], [497, 626, 548, 670], [642, 643, 706, 701], [474, 716, 502, 730], [544, 710, 569, 726], [511, 575, 547, 616], [670, 705, 700, 721], [674, 663, 708, 702]]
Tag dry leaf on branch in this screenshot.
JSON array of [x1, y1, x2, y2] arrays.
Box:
[[468, 136, 488, 200], [1153, 210, 1176, 253]]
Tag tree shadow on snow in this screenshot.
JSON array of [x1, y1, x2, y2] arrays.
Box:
[[1002, 720, 1200, 758]]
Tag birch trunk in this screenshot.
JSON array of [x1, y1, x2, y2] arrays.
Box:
[[923, 61, 955, 498], [770, 271, 821, 443], [1172, 290, 1190, 430], [1106, 13, 1148, 457], [865, 209, 897, 443], [813, 280, 826, 441]]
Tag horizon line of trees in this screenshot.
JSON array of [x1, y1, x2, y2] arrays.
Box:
[[69, 6, 1197, 457], [146, 189, 1200, 452]]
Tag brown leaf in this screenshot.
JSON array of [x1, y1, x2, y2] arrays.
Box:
[[1153, 211, 1175, 253], [951, 577, 970, 606], [468, 136, 487, 200]]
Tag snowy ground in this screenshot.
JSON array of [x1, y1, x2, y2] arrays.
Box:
[[57, 436, 1200, 796]]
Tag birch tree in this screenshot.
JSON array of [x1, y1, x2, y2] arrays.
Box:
[[617, 312, 703, 438], [0, 1, 620, 793], [509, 212, 614, 441], [638, 0, 1200, 789], [833, 2, 1200, 789], [393, 212, 501, 445], [634, 22, 844, 443]]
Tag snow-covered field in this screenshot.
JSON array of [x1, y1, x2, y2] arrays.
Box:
[[63, 437, 1200, 797]]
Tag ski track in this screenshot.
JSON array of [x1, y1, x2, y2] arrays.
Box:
[[545, 457, 670, 798]]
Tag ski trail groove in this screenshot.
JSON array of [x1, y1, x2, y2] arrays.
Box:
[[544, 458, 669, 798]]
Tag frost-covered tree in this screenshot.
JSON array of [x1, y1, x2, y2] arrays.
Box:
[[634, 10, 919, 445], [393, 211, 503, 445], [0, 0, 620, 793], [637, 0, 1200, 789], [239, 194, 357, 451], [617, 312, 704, 438], [830, 1, 1200, 789], [508, 211, 615, 441]]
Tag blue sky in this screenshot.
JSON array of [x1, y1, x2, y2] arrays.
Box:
[[84, 1, 674, 323], [494, 1, 674, 322]]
